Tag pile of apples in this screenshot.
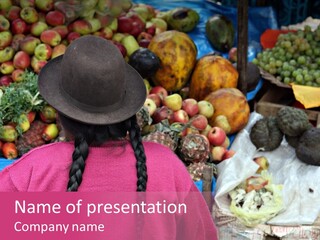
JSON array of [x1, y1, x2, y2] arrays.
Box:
[[144, 85, 236, 162], [0, 105, 59, 159], [0, 0, 167, 86]]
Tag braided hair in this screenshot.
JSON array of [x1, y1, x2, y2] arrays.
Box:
[[58, 114, 148, 192]]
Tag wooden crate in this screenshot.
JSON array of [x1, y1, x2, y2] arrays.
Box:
[[255, 86, 320, 127]]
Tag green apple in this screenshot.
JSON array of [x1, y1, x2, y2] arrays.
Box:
[[0, 15, 10, 31], [19, 36, 41, 55], [197, 100, 214, 118], [34, 43, 52, 60], [35, 0, 54, 12], [87, 18, 101, 33], [0, 61, 14, 74], [0, 46, 15, 63], [162, 93, 183, 111], [30, 21, 49, 36], [20, 7, 39, 24], [0, 31, 13, 49], [0, 0, 12, 11], [121, 35, 139, 56]]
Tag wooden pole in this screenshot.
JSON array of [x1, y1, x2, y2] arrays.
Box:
[[237, 0, 249, 95]]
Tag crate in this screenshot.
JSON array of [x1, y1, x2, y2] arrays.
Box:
[[255, 86, 320, 127]]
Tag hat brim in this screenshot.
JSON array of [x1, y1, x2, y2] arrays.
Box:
[[38, 55, 147, 125]]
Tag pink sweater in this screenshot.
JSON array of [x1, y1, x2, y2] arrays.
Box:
[[0, 141, 218, 239]]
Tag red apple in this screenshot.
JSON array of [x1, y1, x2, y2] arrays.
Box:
[[19, 35, 41, 55], [211, 146, 227, 161], [172, 109, 189, 124], [45, 10, 65, 26], [66, 31, 80, 44], [26, 111, 36, 123], [13, 50, 30, 69], [182, 98, 199, 117], [51, 25, 68, 39], [228, 47, 237, 63], [0, 75, 13, 86], [71, 19, 92, 35], [149, 85, 168, 100], [20, 6, 39, 24], [117, 13, 146, 37], [6, 6, 21, 21], [147, 93, 161, 107], [197, 100, 214, 119], [99, 26, 113, 40], [151, 106, 172, 124], [207, 126, 227, 146], [222, 149, 236, 160], [190, 114, 208, 131], [31, 55, 47, 73], [30, 21, 48, 36], [34, 43, 52, 60], [11, 69, 25, 82], [0, 61, 14, 74], [51, 44, 66, 59], [11, 33, 25, 51], [11, 18, 28, 34], [162, 93, 183, 111], [40, 29, 61, 47], [110, 40, 126, 58], [138, 38, 151, 48], [143, 98, 157, 116]]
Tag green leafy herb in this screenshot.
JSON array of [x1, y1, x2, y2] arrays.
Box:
[[0, 70, 47, 131]]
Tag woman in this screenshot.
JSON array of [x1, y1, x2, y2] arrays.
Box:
[[0, 35, 218, 239]]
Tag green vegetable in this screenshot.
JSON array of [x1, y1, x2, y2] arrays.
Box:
[[0, 70, 47, 134]]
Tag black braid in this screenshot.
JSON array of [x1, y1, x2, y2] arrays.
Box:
[[67, 135, 89, 192], [128, 115, 148, 192]]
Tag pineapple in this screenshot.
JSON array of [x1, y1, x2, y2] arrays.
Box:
[[178, 133, 210, 164], [136, 106, 152, 131], [142, 131, 177, 151], [16, 120, 46, 156]]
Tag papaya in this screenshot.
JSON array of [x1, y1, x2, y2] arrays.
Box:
[[205, 88, 250, 134], [206, 14, 235, 52], [189, 54, 238, 101], [148, 30, 197, 92]]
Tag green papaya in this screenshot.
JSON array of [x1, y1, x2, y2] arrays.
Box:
[[206, 14, 235, 52], [167, 7, 200, 33]]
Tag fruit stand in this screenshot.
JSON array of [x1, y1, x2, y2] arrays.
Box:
[[0, 0, 320, 239]]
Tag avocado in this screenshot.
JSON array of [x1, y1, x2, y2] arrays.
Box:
[[206, 14, 235, 52], [167, 7, 200, 33]]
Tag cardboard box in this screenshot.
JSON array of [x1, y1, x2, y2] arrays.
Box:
[[255, 86, 320, 127]]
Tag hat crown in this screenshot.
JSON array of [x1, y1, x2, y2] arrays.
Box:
[[60, 36, 125, 112]]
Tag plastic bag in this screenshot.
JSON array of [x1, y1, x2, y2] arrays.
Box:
[[228, 171, 284, 227]]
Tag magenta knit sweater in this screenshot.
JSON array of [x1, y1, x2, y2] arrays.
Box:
[[0, 141, 218, 239]]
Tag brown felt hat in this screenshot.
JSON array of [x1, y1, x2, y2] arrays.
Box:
[[38, 35, 146, 125]]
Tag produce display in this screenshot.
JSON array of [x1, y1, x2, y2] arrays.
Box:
[[0, 0, 252, 183], [253, 25, 320, 87]]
